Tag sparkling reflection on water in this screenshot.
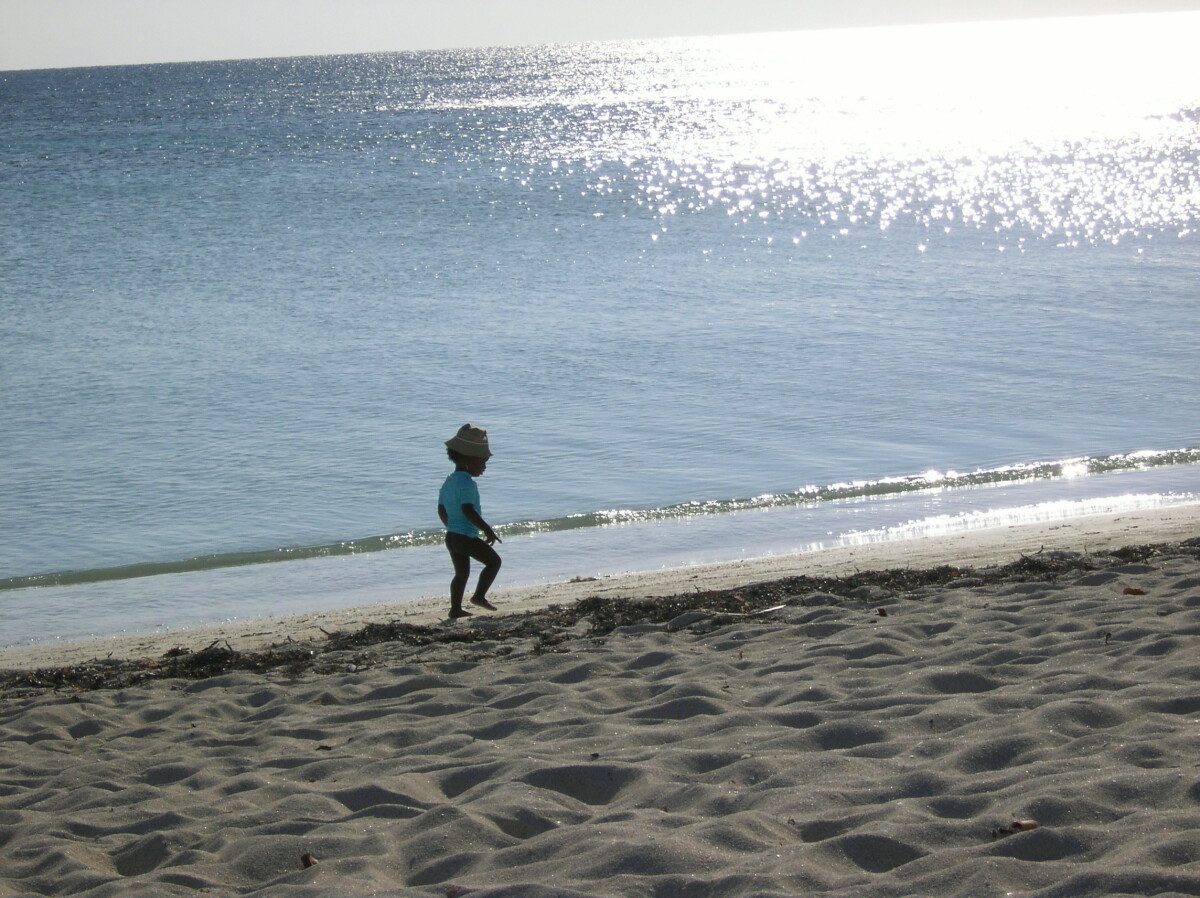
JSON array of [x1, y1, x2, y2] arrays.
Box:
[[407, 14, 1200, 248]]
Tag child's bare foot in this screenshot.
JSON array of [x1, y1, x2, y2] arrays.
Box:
[[470, 597, 497, 611], [448, 607, 473, 619]]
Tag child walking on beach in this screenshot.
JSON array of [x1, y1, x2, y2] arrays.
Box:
[[438, 424, 502, 619]]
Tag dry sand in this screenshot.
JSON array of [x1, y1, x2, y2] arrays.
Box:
[[1, 506, 1199, 896]]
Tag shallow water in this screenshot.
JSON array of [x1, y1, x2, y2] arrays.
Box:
[[2, 14, 1198, 639], [2, 466, 1196, 646]]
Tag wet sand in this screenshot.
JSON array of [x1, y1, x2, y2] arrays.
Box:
[[2, 503, 1198, 670]]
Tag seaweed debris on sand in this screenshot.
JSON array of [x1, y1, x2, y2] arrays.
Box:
[[3, 538, 1195, 695]]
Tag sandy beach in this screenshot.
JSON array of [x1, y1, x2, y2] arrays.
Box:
[[7, 8, 1200, 896], [2, 506, 1199, 896]]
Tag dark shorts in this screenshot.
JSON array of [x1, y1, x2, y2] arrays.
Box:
[[445, 532, 501, 567]]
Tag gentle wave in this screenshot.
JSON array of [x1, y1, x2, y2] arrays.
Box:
[[2, 447, 1197, 592]]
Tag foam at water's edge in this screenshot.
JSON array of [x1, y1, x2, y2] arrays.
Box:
[[835, 493, 1200, 547]]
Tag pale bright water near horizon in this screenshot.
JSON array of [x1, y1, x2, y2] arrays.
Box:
[[2, 14, 1199, 644]]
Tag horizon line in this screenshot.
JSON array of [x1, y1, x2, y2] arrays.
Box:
[[3, 7, 1195, 76]]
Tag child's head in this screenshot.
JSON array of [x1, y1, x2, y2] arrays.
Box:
[[447, 447, 488, 476], [445, 424, 492, 476]]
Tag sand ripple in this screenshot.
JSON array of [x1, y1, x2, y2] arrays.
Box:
[[2, 551, 1200, 896]]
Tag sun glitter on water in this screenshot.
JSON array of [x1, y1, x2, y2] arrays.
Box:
[[463, 12, 1200, 251]]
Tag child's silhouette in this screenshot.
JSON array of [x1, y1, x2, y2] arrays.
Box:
[[438, 424, 502, 619]]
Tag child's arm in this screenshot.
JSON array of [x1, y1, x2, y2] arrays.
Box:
[[462, 504, 502, 545], [437, 503, 448, 527]]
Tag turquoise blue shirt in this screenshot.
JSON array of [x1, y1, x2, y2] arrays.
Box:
[[439, 470, 481, 538]]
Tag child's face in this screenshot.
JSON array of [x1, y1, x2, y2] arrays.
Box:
[[465, 455, 488, 477]]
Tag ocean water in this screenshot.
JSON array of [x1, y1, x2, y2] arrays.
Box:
[[2, 14, 1199, 644]]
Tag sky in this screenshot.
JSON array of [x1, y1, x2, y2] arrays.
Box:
[[3, 0, 1199, 71]]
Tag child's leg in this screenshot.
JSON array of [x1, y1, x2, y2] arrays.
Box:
[[446, 537, 472, 618], [468, 540, 502, 609]]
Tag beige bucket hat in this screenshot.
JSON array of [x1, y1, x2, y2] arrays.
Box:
[[445, 423, 493, 459]]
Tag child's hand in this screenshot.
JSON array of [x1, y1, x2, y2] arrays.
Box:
[[485, 529, 502, 545]]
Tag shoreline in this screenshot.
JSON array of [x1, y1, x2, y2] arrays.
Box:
[[3, 502, 1198, 672], [3, 505, 1200, 894]]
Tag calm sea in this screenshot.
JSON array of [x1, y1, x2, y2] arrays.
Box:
[[2, 14, 1198, 643]]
